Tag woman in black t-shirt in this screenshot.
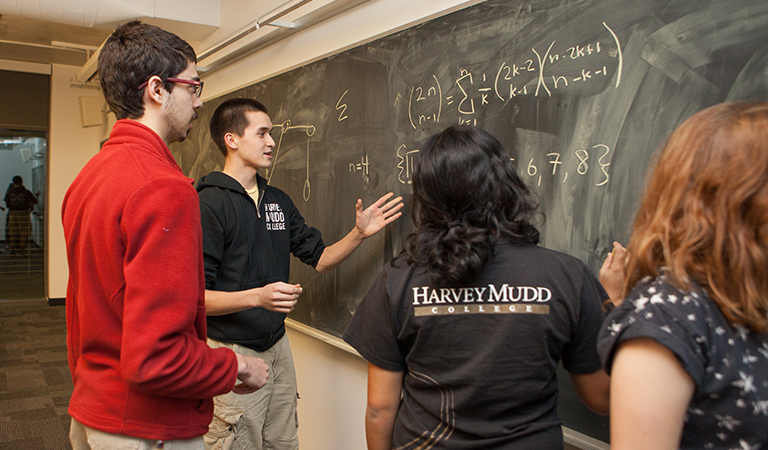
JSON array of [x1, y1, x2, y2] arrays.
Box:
[[344, 126, 610, 449], [598, 102, 768, 449]]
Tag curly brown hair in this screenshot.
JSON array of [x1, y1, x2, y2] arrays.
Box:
[[624, 102, 768, 333]]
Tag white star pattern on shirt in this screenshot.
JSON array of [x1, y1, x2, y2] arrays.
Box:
[[735, 326, 749, 342], [633, 296, 649, 311], [650, 293, 665, 304], [608, 321, 622, 336], [667, 294, 678, 304], [731, 439, 760, 450], [688, 313, 697, 321], [661, 325, 672, 334], [743, 352, 758, 365], [753, 400, 768, 416], [715, 414, 741, 431], [715, 326, 726, 335], [733, 371, 757, 395]]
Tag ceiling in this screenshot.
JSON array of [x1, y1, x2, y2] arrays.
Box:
[[0, 0, 365, 77], [0, 0, 264, 67]]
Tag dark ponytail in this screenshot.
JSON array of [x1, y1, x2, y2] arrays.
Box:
[[405, 125, 541, 287]]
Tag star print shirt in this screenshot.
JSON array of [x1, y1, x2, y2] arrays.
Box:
[[598, 274, 768, 449]]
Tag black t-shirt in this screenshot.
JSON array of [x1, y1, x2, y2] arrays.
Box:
[[4, 185, 36, 211], [598, 274, 768, 449], [343, 241, 607, 449]]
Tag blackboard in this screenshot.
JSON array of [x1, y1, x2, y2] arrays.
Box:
[[172, 0, 768, 444]]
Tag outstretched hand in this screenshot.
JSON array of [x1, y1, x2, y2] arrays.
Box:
[[599, 241, 628, 302], [355, 192, 404, 238]]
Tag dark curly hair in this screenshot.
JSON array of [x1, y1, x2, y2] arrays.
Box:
[[405, 125, 541, 287], [98, 21, 196, 120]]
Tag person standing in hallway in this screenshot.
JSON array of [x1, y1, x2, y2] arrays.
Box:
[[4, 176, 37, 255], [62, 21, 269, 450]]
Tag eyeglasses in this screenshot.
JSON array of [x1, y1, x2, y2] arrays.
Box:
[[137, 77, 204, 98]]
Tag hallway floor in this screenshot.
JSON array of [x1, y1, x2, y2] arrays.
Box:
[[0, 299, 71, 450], [0, 242, 44, 301]]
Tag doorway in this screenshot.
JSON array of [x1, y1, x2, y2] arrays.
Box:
[[0, 133, 46, 300]]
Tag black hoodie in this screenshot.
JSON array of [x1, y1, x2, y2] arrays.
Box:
[[197, 171, 325, 351]]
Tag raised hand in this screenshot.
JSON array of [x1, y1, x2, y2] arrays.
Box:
[[599, 241, 628, 302], [355, 192, 404, 238]]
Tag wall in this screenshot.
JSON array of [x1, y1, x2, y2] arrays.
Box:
[[48, 64, 109, 298], [0, 68, 49, 130]]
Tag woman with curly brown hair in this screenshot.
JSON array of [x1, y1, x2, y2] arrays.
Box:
[[344, 125, 610, 449], [598, 102, 768, 449]]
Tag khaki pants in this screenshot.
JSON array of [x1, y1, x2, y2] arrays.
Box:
[[70, 418, 204, 450], [205, 335, 299, 450], [7, 210, 31, 253]]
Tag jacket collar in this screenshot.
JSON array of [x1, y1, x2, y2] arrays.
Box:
[[196, 171, 268, 195], [106, 119, 186, 179]]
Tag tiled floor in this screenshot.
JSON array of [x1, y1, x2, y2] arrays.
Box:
[[0, 299, 71, 450], [0, 242, 44, 301]]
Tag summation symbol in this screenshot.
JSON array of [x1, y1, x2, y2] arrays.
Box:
[[267, 120, 317, 201]]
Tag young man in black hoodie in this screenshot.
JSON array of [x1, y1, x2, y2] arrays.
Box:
[[198, 97, 403, 450]]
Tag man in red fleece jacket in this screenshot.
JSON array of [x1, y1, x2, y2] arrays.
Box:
[[62, 21, 269, 450]]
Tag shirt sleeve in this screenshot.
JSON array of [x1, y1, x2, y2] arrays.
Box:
[[598, 277, 709, 385], [285, 195, 325, 267], [120, 177, 237, 399], [343, 266, 407, 372], [561, 264, 608, 374], [198, 192, 225, 290]]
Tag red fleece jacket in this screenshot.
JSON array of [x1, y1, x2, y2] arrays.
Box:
[[62, 120, 238, 440]]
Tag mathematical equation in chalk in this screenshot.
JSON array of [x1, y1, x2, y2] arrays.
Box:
[[521, 144, 611, 187], [405, 22, 623, 128], [394, 143, 611, 187]]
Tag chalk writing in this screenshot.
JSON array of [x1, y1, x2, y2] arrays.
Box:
[[336, 90, 349, 122], [397, 144, 419, 184], [525, 144, 611, 186], [400, 22, 623, 188], [408, 75, 442, 129], [268, 120, 316, 201], [349, 153, 370, 186]]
